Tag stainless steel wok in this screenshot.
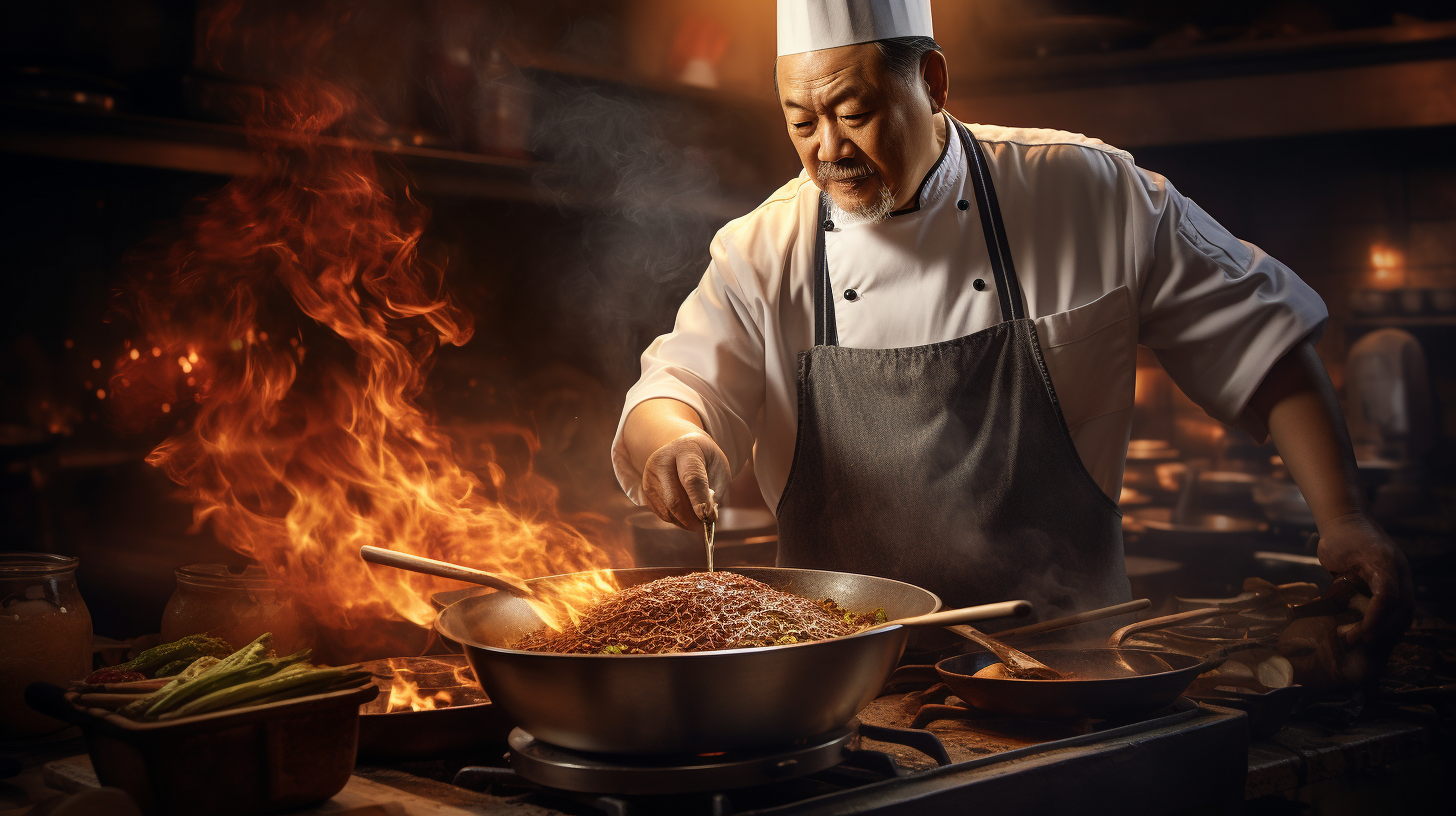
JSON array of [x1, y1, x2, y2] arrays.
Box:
[[433, 566, 950, 754]]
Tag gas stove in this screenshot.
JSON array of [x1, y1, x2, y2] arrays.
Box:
[[441, 683, 1248, 816]]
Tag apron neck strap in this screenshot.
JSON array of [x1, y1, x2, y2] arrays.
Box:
[[813, 119, 1024, 347], [959, 123, 1025, 323]]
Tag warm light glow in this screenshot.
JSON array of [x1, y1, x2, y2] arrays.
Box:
[[103, 0, 620, 648], [1368, 243, 1404, 289]]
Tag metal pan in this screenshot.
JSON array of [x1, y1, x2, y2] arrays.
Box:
[[434, 566, 1005, 755], [935, 648, 1224, 719]]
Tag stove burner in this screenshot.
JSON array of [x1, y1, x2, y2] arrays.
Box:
[[507, 723, 859, 795]]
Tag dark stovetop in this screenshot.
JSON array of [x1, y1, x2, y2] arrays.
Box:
[[361, 693, 1249, 816]]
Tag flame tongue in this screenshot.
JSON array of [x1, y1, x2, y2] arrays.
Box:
[[110, 1, 617, 646]]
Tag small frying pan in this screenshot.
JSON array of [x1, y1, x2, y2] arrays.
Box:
[[935, 648, 1225, 719]]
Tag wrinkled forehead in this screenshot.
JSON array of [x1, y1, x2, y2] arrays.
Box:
[[776, 43, 891, 110]]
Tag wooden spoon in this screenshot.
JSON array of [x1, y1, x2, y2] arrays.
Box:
[[946, 624, 1064, 680], [359, 546, 535, 599]]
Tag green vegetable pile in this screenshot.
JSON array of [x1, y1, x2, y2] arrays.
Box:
[[116, 633, 370, 721], [85, 634, 233, 684]]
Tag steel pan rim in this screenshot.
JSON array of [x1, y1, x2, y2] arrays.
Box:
[[935, 648, 1203, 685], [434, 565, 943, 659], [358, 701, 493, 722]]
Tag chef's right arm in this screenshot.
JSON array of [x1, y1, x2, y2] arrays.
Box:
[[1130, 168, 1411, 659], [615, 232, 767, 530]]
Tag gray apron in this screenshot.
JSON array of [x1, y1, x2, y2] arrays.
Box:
[[776, 123, 1130, 630]]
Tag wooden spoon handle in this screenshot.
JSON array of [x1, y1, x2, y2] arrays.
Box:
[[359, 546, 534, 598]]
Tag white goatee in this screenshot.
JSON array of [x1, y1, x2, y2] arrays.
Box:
[[821, 185, 896, 225]]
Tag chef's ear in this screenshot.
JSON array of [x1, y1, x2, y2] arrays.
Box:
[[921, 49, 949, 114]]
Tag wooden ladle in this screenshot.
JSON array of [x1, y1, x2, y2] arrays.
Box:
[[359, 546, 535, 598], [948, 624, 1065, 680]]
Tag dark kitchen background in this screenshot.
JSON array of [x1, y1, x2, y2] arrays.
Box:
[[5, 0, 1456, 630], [3, 0, 1456, 812]]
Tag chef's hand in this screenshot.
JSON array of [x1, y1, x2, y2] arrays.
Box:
[[1317, 511, 1414, 649], [642, 432, 731, 530]]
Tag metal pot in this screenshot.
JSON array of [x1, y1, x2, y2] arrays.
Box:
[[433, 566, 944, 754]]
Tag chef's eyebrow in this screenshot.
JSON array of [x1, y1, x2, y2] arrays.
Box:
[[781, 86, 869, 114]]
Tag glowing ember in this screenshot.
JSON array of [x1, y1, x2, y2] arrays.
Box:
[[107, 1, 618, 651]]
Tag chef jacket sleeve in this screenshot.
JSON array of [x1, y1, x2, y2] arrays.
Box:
[[611, 232, 766, 504], [1134, 172, 1328, 434]]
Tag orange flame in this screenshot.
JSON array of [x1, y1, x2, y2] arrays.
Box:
[[367, 657, 487, 713], [108, 1, 617, 648]]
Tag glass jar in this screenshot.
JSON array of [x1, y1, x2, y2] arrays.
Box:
[[161, 565, 315, 656], [0, 553, 93, 739]]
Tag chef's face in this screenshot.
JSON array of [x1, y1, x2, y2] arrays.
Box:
[[776, 43, 943, 219]]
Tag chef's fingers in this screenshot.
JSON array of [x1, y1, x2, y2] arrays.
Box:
[[642, 462, 687, 528], [646, 471, 699, 530], [1350, 563, 1412, 648], [641, 434, 725, 530], [675, 446, 715, 524]]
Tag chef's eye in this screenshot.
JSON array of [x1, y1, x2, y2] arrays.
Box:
[[791, 121, 813, 131], [841, 112, 870, 123]]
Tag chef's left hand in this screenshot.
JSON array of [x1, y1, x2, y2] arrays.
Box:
[[1316, 511, 1414, 650]]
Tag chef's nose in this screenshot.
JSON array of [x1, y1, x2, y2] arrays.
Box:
[[815, 122, 855, 164]]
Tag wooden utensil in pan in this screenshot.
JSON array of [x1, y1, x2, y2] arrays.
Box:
[[360, 546, 534, 598], [942, 600, 1154, 680]]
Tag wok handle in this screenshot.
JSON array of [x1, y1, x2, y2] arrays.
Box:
[[1191, 647, 1232, 675], [360, 546, 534, 598], [875, 600, 1031, 631], [1107, 607, 1225, 647], [995, 599, 1153, 640]]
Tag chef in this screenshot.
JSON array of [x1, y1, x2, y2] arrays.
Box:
[[611, 0, 1412, 650]]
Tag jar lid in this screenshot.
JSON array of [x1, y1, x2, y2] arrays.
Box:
[[0, 552, 79, 576], [174, 564, 278, 590]]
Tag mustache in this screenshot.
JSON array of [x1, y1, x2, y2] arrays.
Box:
[[817, 161, 875, 183]]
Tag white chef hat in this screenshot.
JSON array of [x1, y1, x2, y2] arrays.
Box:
[[777, 0, 934, 57]]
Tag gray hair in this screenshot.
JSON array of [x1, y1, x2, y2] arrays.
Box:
[[774, 35, 943, 94], [872, 36, 943, 88]]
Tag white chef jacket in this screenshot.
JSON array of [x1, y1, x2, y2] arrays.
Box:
[[612, 116, 1327, 512]]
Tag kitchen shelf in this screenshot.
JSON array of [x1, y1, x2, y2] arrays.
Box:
[[0, 100, 763, 219], [0, 101, 541, 201], [948, 20, 1456, 148], [1346, 315, 1456, 328]]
